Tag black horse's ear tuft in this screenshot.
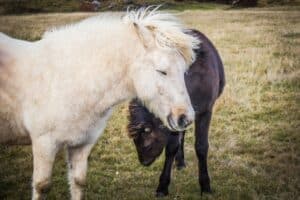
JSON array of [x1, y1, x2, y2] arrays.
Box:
[[194, 46, 205, 59]]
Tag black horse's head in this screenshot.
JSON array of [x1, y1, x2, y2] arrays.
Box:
[[128, 99, 170, 166]]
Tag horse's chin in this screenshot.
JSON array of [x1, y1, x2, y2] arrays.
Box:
[[140, 158, 156, 166]]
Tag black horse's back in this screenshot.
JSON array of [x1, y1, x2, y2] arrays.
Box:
[[190, 30, 225, 96], [185, 29, 225, 113]]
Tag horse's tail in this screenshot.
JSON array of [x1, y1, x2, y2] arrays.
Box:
[[216, 51, 225, 97]]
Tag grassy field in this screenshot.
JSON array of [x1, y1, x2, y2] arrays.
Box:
[[0, 6, 299, 200]]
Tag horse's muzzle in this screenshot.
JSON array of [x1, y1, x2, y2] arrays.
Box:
[[167, 113, 192, 131], [177, 114, 192, 129]]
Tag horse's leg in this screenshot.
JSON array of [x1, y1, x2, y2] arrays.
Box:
[[195, 111, 212, 194], [66, 108, 112, 200], [156, 134, 180, 197], [175, 131, 186, 170], [67, 144, 93, 200], [32, 136, 58, 200]]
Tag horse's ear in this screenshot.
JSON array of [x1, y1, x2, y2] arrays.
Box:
[[133, 22, 155, 49]]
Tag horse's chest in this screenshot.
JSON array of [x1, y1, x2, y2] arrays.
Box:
[[66, 108, 113, 147]]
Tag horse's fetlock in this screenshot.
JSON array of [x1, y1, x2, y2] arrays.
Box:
[[156, 186, 169, 197]]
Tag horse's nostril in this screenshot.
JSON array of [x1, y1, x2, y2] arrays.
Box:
[[178, 114, 186, 127], [178, 114, 191, 128]]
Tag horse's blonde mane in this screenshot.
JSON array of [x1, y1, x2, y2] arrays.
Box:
[[123, 6, 200, 65], [42, 6, 200, 66]]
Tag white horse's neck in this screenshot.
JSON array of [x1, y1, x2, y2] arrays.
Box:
[[94, 71, 135, 114], [34, 18, 141, 116]]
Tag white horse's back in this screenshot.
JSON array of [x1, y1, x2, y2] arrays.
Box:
[[0, 32, 33, 51], [0, 33, 31, 145]]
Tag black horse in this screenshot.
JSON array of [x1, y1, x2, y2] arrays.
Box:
[[128, 29, 225, 197]]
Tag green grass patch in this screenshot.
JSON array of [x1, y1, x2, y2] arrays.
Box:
[[0, 8, 299, 200]]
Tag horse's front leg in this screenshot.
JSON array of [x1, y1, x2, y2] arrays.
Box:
[[32, 136, 59, 200], [67, 144, 94, 200], [175, 131, 186, 170], [156, 134, 180, 197], [195, 111, 212, 194]]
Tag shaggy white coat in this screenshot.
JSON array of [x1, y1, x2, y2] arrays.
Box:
[[0, 7, 199, 200]]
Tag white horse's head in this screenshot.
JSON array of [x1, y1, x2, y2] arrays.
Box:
[[124, 7, 200, 131]]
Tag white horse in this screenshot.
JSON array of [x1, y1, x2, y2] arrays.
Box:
[[0, 7, 199, 200]]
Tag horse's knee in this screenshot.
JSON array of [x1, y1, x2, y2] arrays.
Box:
[[74, 176, 86, 187], [195, 143, 209, 158], [34, 179, 52, 194]]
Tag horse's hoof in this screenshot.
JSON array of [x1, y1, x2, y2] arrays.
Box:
[[156, 191, 168, 197], [176, 163, 186, 170], [201, 185, 212, 195]]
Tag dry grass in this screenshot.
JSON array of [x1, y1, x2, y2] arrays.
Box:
[[0, 6, 299, 200]]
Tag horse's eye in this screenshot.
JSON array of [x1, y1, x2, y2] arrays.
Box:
[[144, 127, 152, 133], [156, 70, 167, 76]]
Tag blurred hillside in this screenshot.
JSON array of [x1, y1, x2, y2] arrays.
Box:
[[0, 0, 299, 14]]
